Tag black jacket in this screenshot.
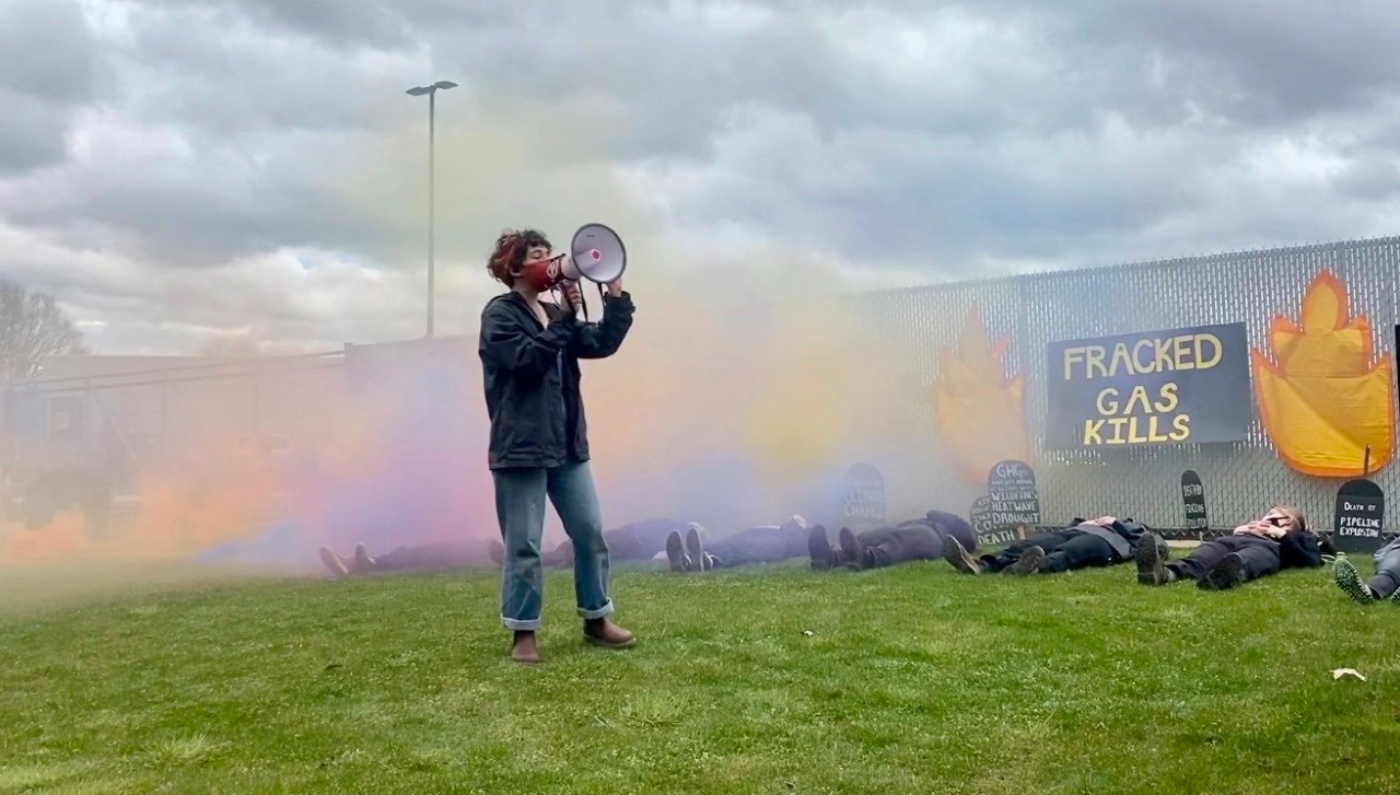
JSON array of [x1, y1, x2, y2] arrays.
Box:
[[478, 290, 634, 470], [1068, 517, 1152, 560], [1277, 529, 1324, 569]]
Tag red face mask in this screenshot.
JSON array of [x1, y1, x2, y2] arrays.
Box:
[[517, 254, 566, 291]]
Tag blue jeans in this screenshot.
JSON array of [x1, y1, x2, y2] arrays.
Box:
[[1368, 536, 1400, 599], [493, 461, 612, 631]]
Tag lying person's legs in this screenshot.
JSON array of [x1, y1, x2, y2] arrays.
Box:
[[693, 516, 809, 571], [536, 517, 687, 569], [945, 531, 1078, 575], [1008, 519, 1164, 576], [807, 524, 843, 570], [1139, 532, 1219, 585], [320, 539, 493, 577], [1008, 531, 1115, 575], [1138, 533, 1281, 589], [1334, 536, 1400, 603], [835, 524, 945, 570], [664, 522, 711, 573], [1197, 537, 1282, 590]]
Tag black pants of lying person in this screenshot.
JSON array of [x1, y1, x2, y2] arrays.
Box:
[[666, 516, 809, 573], [1136, 505, 1323, 590], [943, 517, 1160, 576], [807, 511, 977, 571]]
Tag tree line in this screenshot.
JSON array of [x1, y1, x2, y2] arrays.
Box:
[[0, 277, 88, 382]]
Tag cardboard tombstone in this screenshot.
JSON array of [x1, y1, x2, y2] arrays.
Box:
[[970, 494, 1015, 548], [1333, 478, 1386, 554], [837, 463, 887, 532], [1180, 469, 1209, 538], [987, 459, 1040, 540]]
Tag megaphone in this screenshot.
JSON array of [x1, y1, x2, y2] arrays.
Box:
[[561, 223, 627, 285]]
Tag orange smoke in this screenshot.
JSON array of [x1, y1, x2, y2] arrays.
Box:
[[0, 432, 285, 565]]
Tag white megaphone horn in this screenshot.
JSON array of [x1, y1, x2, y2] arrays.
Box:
[[561, 223, 627, 285]]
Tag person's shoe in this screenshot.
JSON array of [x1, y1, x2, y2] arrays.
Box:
[[665, 530, 690, 573], [1007, 545, 1045, 575], [838, 527, 862, 571], [352, 543, 375, 574], [1333, 557, 1376, 604], [1136, 533, 1169, 585], [1200, 552, 1246, 591], [943, 535, 982, 575], [807, 525, 834, 571], [319, 547, 350, 577], [685, 524, 708, 572], [583, 618, 636, 649], [488, 539, 506, 566], [511, 631, 541, 665]]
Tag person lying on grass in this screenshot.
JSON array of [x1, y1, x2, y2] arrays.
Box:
[[490, 517, 691, 571], [318, 517, 692, 578], [942, 516, 1161, 576], [319, 539, 494, 577], [1332, 535, 1400, 604], [1136, 505, 1323, 590], [806, 511, 978, 572], [664, 515, 809, 573]]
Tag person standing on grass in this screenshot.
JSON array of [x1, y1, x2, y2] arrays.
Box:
[[478, 228, 636, 664], [1136, 505, 1322, 590], [1332, 535, 1400, 604], [806, 511, 978, 571], [942, 516, 1162, 576]]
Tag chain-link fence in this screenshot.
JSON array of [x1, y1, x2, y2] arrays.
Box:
[[850, 236, 1400, 535]]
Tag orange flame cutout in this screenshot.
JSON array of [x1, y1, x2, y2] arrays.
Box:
[[1250, 269, 1395, 478], [931, 308, 1031, 483]]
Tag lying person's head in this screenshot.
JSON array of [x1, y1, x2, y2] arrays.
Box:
[[1262, 505, 1306, 534]]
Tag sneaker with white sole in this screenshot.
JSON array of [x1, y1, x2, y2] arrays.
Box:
[[1333, 557, 1376, 604]]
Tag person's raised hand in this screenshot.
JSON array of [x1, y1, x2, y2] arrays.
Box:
[[560, 281, 584, 316]]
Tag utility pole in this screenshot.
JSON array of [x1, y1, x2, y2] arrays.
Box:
[[406, 80, 458, 338]]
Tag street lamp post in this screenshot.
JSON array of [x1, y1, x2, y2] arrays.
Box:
[[406, 80, 458, 338]]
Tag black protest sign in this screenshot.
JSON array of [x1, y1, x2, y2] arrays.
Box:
[[1180, 470, 1208, 534], [838, 463, 886, 530], [970, 494, 1017, 548], [987, 459, 1040, 532], [1333, 479, 1386, 554], [1044, 322, 1252, 449]]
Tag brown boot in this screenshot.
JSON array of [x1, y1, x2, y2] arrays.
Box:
[[511, 631, 541, 664], [583, 617, 636, 648]]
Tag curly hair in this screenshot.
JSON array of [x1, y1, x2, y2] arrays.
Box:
[[487, 228, 551, 286]]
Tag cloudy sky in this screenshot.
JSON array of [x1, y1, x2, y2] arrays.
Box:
[[3, 0, 1400, 355]]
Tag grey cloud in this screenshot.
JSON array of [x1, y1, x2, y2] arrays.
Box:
[[0, 0, 96, 102], [7, 0, 1400, 355], [0, 90, 73, 173], [0, 0, 97, 173], [131, 0, 413, 50]]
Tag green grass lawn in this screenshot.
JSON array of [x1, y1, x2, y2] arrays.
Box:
[[2, 555, 1398, 795]]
